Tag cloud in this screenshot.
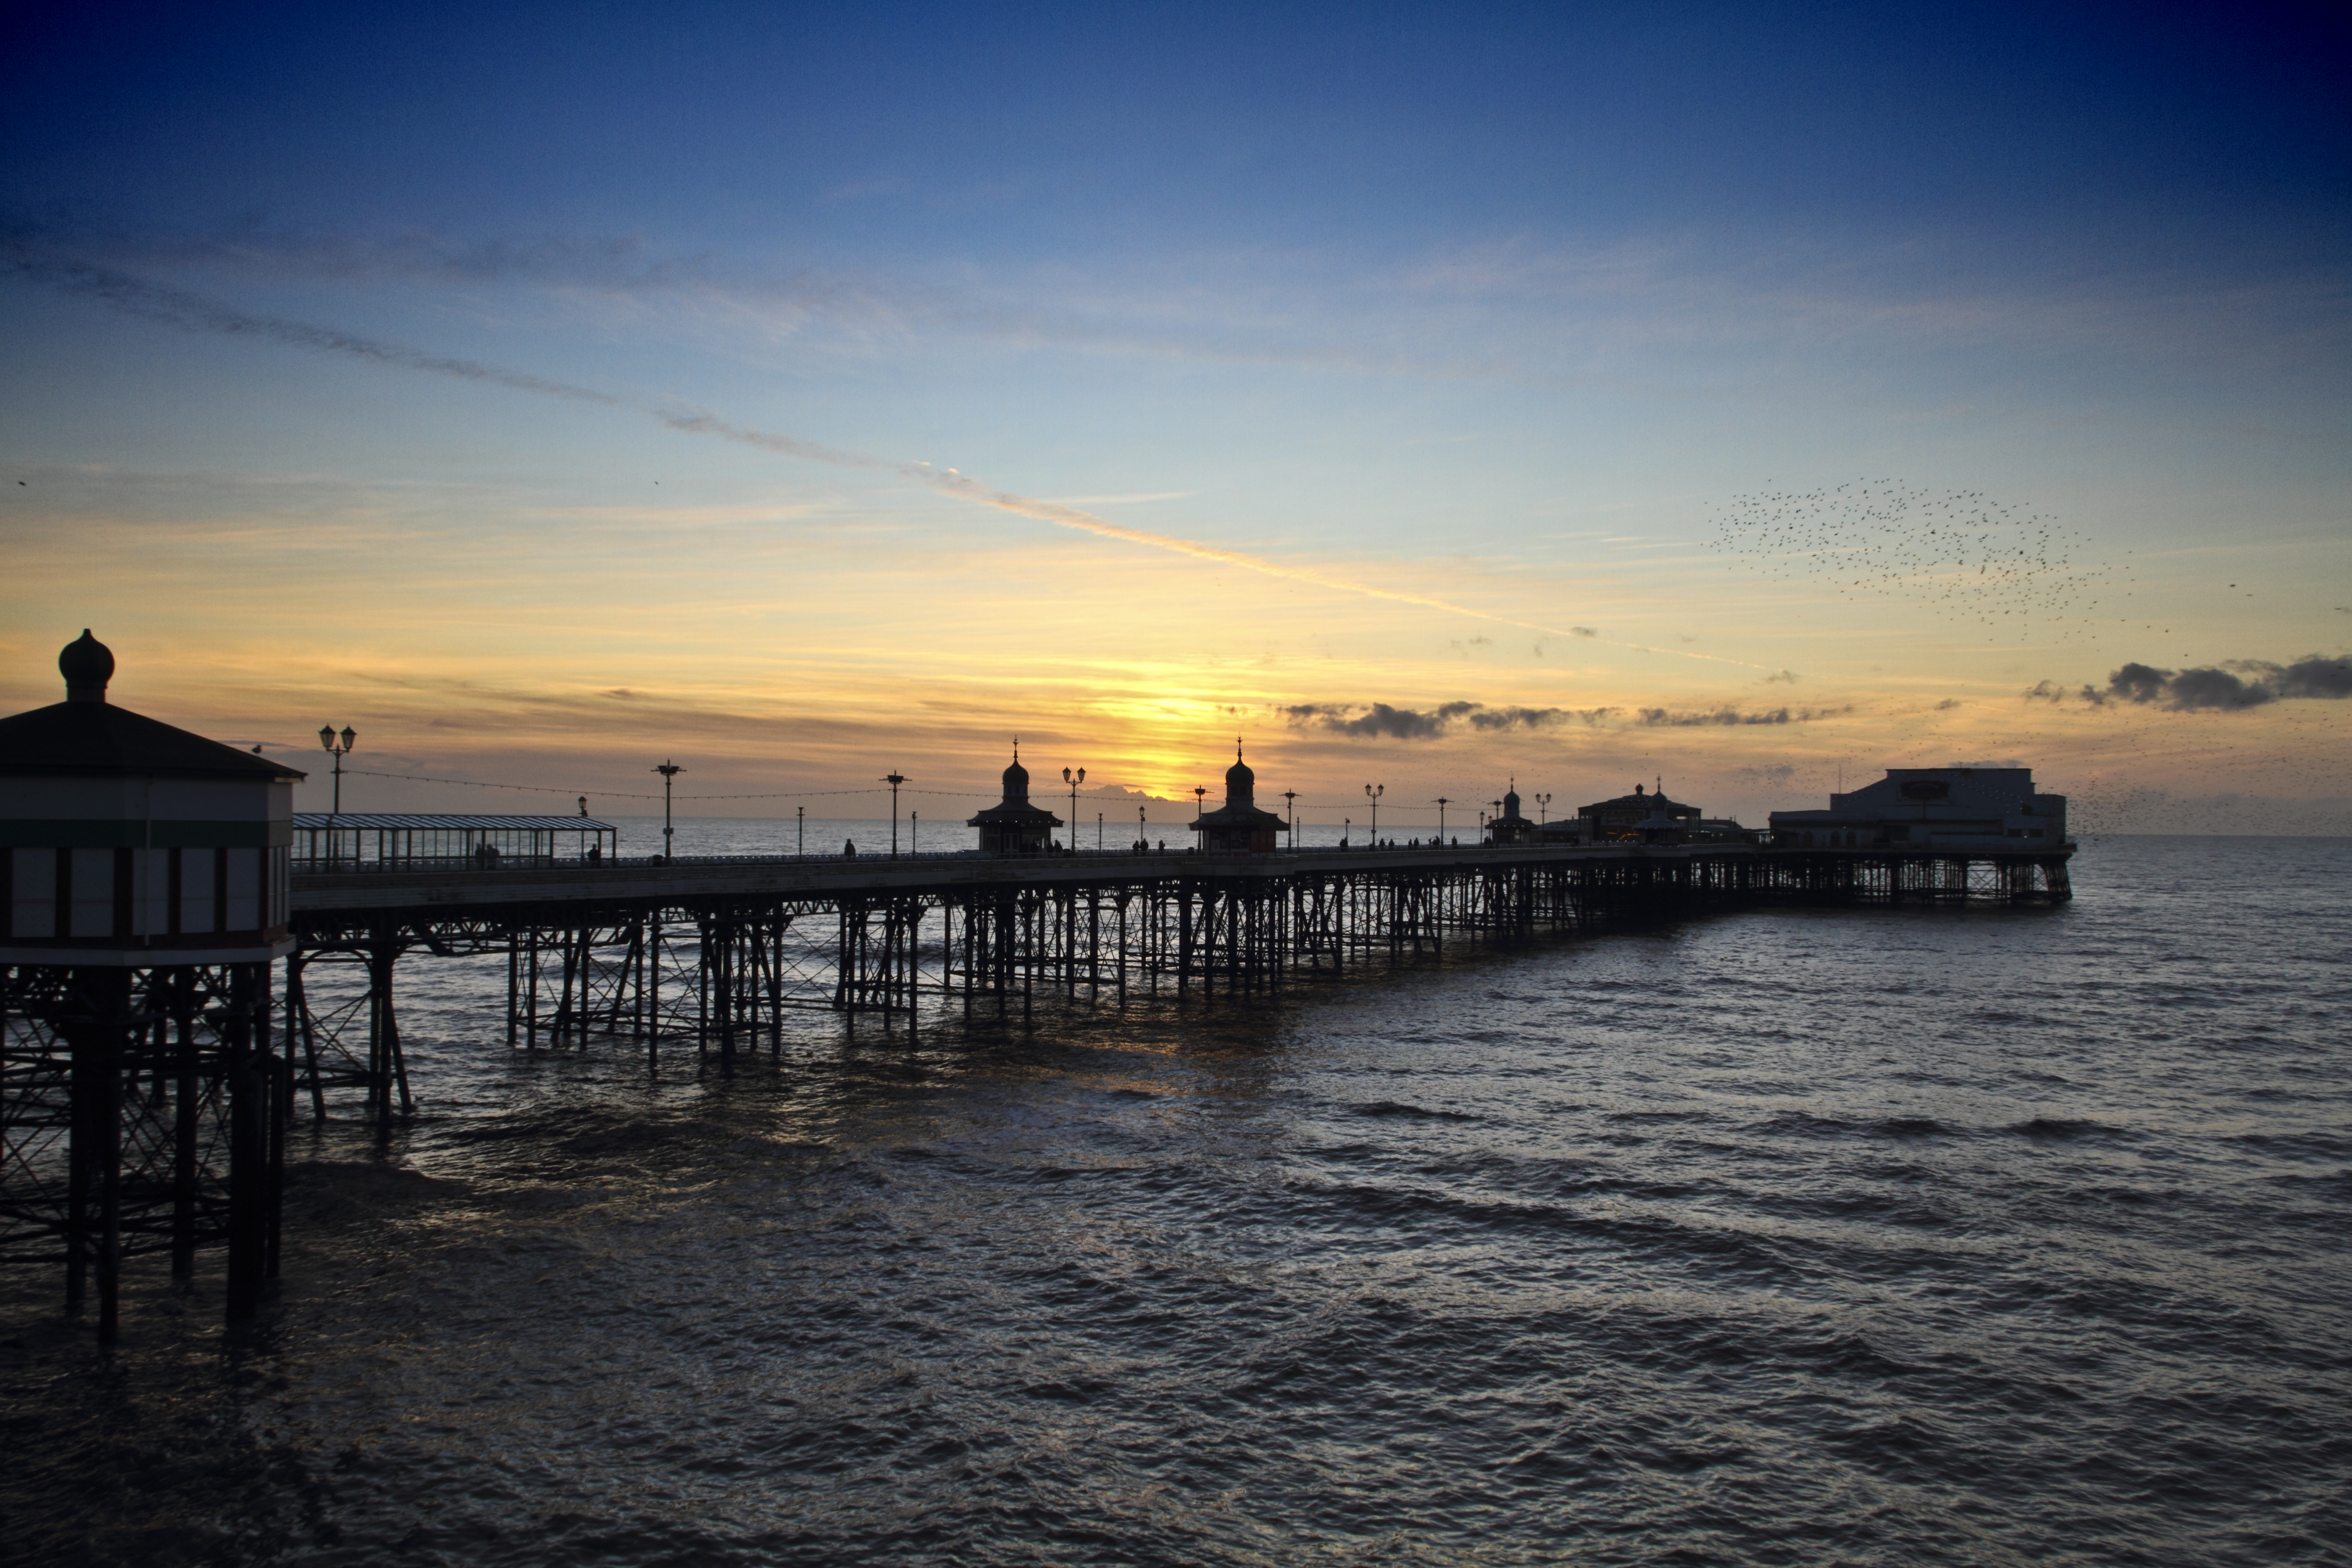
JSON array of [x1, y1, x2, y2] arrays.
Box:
[[1282, 701, 1612, 740], [1735, 764, 1797, 785], [1569, 627, 1597, 638], [1642, 707, 1789, 726], [1764, 669, 1798, 684], [2273, 656, 2352, 700], [2024, 680, 2066, 701], [2097, 656, 2352, 710], [1935, 698, 1962, 710]]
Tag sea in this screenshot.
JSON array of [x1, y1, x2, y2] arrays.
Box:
[[4, 832, 2347, 1567]]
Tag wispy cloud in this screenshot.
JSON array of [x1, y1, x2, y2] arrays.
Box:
[[5, 251, 1778, 668]]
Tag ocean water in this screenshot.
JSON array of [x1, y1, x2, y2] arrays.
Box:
[[5, 834, 2348, 1566]]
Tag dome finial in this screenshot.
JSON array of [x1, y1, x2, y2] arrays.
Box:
[[59, 629, 113, 703]]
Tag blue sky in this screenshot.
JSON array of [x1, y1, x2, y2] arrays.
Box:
[[3, 2, 2346, 828]]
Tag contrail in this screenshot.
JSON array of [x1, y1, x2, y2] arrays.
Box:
[[7, 254, 1767, 669], [657, 409, 1734, 659], [6, 256, 623, 406]]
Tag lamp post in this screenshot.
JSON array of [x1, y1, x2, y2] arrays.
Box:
[[797, 804, 804, 856], [1137, 804, 1147, 852], [1343, 815, 1351, 848], [1282, 789, 1298, 848], [911, 810, 918, 855], [1435, 796, 1449, 844], [1063, 766, 1085, 854], [1193, 785, 1206, 818], [318, 725, 355, 813], [1098, 812, 1103, 852], [882, 771, 908, 858], [1364, 783, 1383, 847], [653, 760, 683, 860], [1535, 792, 1552, 828]]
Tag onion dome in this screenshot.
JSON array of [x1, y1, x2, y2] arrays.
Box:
[[1002, 740, 1031, 804], [60, 629, 113, 703], [1503, 784, 1521, 818], [1225, 741, 1255, 808]]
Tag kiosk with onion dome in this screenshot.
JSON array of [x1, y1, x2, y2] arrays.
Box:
[[0, 632, 304, 1338]]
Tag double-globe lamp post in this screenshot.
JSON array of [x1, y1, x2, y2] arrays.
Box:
[[882, 772, 909, 858], [1063, 766, 1085, 854], [1364, 783, 1383, 847], [653, 760, 683, 860], [318, 725, 355, 813], [1435, 796, 1449, 844]]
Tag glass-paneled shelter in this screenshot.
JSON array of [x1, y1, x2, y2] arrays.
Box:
[[293, 813, 618, 870]]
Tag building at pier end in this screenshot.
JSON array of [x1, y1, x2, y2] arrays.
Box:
[[1769, 768, 2068, 848]]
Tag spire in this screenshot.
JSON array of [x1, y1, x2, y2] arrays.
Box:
[[1002, 740, 1031, 804]]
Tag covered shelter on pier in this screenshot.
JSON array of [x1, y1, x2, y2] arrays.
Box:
[[1189, 744, 1289, 853], [1578, 782, 1702, 843], [1485, 782, 1538, 846], [0, 630, 305, 964], [967, 744, 1060, 855], [292, 813, 619, 870]]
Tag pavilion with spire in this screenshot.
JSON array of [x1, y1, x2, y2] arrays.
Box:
[[1188, 740, 1290, 853], [1485, 779, 1538, 846], [966, 740, 1062, 855]]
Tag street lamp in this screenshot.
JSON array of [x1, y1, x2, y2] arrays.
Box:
[[318, 725, 356, 813], [1137, 803, 1147, 852], [1364, 783, 1383, 847], [911, 809, 918, 855], [1193, 785, 1207, 817], [1063, 766, 1085, 854], [797, 804, 804, 856], [1282, 789, 1298, 849], [653, 760, 683, 860], [1435, 796, 1450, 843], [882, 771, 909, 858], [1534, 792, 1552, 828]]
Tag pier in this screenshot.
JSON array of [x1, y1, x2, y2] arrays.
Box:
[[287, 838, 2073, 1085], [0, 837, 2069, 1336], [0, 634, 2073, 1337]]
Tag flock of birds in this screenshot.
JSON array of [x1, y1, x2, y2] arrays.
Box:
[[1707, 480, 2105, 641]]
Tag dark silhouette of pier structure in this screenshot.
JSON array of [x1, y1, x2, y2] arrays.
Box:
[[289, 833, 2071, 1091], [0, 638, 2073, 1337]]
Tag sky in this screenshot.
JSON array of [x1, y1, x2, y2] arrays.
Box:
[[3, 1, 2347, 833]]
